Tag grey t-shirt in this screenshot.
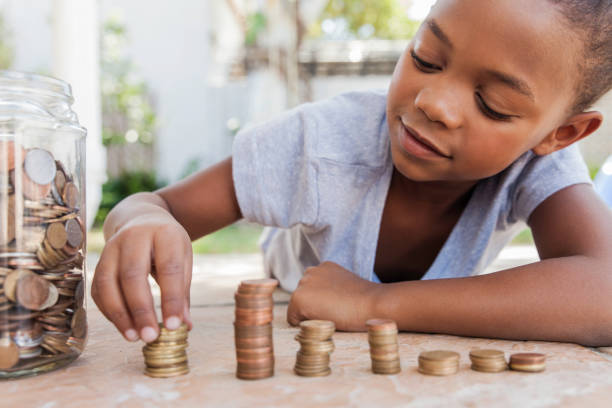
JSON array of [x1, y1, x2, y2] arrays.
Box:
[[232, 90, 592, 292]]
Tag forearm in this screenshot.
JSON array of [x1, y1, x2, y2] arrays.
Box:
[[373, 256, 612, 346], [103, 157, 242, 242]]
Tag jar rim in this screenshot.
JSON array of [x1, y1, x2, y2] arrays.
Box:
[[0, 70, 73, 101]]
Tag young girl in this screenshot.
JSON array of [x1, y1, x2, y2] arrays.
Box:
[[92, 0, 612, 346]]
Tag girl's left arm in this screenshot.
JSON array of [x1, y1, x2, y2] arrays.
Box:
[[288, 184, 612, 346]]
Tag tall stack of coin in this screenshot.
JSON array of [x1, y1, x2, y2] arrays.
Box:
[[234, 278, 278, 380], [469, 349, 507, 373], [509, 352, 546, 373], [366, 318, 401, 375], [294, 320, 335, 377], [0, 141, 86, 374], [142, 323, 189, 378], [418, 350, 460, 376]]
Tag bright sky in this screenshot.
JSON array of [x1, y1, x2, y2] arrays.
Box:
[[407, 0, 437, 20]]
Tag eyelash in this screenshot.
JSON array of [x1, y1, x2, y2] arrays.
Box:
[[410, 50, 513, 122]]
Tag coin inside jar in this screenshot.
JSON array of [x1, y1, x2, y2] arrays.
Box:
[[62, 182, 80, 209], [0, 336, 20, 369], [45, 222, 68, 250], [65, 218, 83, 249], [24, 148, 56, 186], [16, 273, 57, 311], [0, 194, 15, 246]]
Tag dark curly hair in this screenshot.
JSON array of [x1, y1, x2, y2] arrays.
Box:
[[547, 0, 612, 114]]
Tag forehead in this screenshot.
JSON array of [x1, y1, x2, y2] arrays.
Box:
[[425, 0, 580, 104]]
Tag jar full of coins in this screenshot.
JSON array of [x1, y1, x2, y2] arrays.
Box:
[[0, 71, 87, 379]]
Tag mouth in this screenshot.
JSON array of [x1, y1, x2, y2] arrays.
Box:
[[398, 118, 451, 159]]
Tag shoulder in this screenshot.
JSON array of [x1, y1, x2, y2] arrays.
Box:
[[298, 90, 390, 168], [491, 144, 592, 222]]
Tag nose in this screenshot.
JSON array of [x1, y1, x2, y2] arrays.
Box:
[[414, 86, 463, 129]]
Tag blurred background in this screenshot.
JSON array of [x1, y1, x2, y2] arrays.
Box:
[[0, 0, 610, 257]]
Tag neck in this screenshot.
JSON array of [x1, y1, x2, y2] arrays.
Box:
[[392, 168, 478, 214]]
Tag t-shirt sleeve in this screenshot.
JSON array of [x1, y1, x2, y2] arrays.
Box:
[[510, 144, 592, 222], [231, 105, 319, 228]]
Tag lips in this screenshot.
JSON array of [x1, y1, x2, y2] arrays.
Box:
[[399, 118, 451, 158]]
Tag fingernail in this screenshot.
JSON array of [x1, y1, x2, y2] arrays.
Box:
[[125, 329, 139, 342], [165, 316, 181, 330], [141, 326, 157, 343]]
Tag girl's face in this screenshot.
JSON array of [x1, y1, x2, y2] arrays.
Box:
[[387, 0, 580, 182]]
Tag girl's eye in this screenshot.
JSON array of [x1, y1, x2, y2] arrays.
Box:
[[475, 93, 513, 121], [410, 50, 440, 72]]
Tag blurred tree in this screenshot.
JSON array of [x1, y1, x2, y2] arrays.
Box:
[[309, 0, 419, 40], [0, 13, 14, 69], [100, 15, 156, 147]]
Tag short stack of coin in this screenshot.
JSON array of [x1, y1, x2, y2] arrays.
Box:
[[142, 323, 189, 378], [234, 278, 278, 380], [509, 352, 546, 373], [469, 349, 507, 373], [366, 318, 401, 375], [294, 320, 335, 377], [418, 350, 460, 376]]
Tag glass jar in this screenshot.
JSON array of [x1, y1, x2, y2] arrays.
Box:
[[0, 71, 87, 379]]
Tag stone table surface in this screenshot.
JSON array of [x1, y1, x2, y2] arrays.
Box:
[[2, 252, 612, 408]]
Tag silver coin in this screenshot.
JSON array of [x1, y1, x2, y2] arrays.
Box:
[[65, 218, 83, 248], [24, 148, 56, 185]]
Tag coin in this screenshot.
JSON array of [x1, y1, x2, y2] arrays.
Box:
[[62, 182, 80, 209], [0, 141, 25, 173], [0, 336, 20, 369], [294, 319, 335, 377], [64, 218, 83, 249], [46, 222, 68, 250], [367, 318, 400, 375], [509, 352, 546, 373], [418, 350, 460, 376], [24, 149, 56, 185], [469, 349, 507, 373], [0, 194, 15, 246], [142, 322, 189, 378]]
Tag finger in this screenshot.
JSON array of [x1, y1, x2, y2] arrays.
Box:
[[92, 244, 139, 341], [286, 294, 301, 327], [153, 227, 186, 330], [183, 245, 193, 330], [118, 236, 158, 343]]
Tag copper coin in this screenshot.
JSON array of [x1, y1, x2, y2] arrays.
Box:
[[62, 182, 80, 209], [0, 140, 25, 173], [46, 222, 68, 249], [54, 168, 66, 195], [366, 318, 398, 333], [0, 336, 19, 369], [0, 194, 15, 246], [4, 269, 32, 302], [64, 218, 83, 249], [16, 273, 52, 310], [18, 171, 51, 201]]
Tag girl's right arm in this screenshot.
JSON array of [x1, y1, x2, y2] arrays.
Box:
[[91, 157, 242, 342]]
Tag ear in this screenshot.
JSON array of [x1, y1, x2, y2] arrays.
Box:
[[532, 111, 603, 156]]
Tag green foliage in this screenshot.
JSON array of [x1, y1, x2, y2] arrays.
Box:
[[310, 0, 419, 40], [94, 171, 166, 227], [245, 11, 267, 46], [101, 15, 156, 146], [0, 13, 14, 69], [191, 223, 263, 254]]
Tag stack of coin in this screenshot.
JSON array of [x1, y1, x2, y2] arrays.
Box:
[[366, 318, 401, 375], [418, 350, 460, 376], [294, 320, 335, 377], [142, 323, 189, 378], [509, 352, 546, 373], [469, 349, 507, 373], [0, 142, 86, 372], [234, 278, 278, 380]]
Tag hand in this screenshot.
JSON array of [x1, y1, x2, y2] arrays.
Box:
[[287, 261, 380, 331], [91, 212, 193, 343]]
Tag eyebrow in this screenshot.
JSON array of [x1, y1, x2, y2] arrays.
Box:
[[426, 19, 453, 49], [425, 18, 535, 101]]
